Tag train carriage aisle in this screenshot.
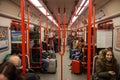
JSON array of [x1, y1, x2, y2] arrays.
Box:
[[39, 46, 87, 80]]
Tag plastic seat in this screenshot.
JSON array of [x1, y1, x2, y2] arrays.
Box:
[[92, 55, 98, 79], [19, 55, 30, 69]]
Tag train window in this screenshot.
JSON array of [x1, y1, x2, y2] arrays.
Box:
[[10, 21, 27, 55], [115, 26, 120, 50], [10, 21, 21, 31], [98, 20, 113, 30], [97, 20, 113, 49]]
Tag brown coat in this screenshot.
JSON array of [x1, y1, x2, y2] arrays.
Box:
[[94, 59, 118, 80]]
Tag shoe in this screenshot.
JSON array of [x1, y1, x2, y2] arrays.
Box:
[[68, 63, 72, 66]]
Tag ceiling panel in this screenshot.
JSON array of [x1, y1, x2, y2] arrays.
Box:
[[9, 0, 111, 27], [41, 0, 79, 26]]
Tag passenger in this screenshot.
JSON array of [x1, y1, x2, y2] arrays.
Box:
[[68, 42, 83, 69], [94, 48, 118, 80], [48, 49, 56, 59], [72, 37, 79, 49], [54, 35, 58, 53], [7, 55, 21, 68], [71, 45, 83, 60], [41, 51, 49, 73], [5, 55, 40, 80], [70, 38, 84, 59], [32, 40, 49, 73], [98, 49, 107, 59], [0, 61, 23, 80], [3, 49, 21, 62]]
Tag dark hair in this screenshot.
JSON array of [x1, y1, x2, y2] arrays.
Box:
[[0, 62, 18, 80]]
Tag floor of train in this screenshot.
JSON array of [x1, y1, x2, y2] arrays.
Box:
[[38, 46, 87, 80]]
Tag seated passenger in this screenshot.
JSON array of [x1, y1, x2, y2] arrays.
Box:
[[41, 51, 49, 73], [3, 49, 21, 62], [3, 55, 40, 80], [71, 42, 83, 60], [94, 48, 118, 80], [48, 46, 56, 59], [0, 61, 23, 80], [32, 40, 49, 73], [7, 55, 21, 67]]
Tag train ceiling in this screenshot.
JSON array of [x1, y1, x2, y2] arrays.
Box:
[[41, 0, 79, 26], [39, 0, 110, 27], [10, 0, 110, 27]]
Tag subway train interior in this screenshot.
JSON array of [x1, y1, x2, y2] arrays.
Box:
[[0, 0, 120, 80]]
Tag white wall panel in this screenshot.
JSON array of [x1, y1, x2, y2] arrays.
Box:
[[0, 16, 11, 63]]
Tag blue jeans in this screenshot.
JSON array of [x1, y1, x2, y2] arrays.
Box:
[[42, 59, 49, 69], [70, 49, 78, 59]]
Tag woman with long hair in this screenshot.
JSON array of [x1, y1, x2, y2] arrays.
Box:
[[94, 48, 118, 80]]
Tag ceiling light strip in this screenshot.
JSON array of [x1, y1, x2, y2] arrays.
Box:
[[77, 0, 88, 15], [29, 0, 58, 26], [76, 0, 86, 15], [68, 0, 89, 27]]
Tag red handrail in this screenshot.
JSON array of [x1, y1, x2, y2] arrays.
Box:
[[27, 5, 30, 67], [40, 15, 42, 67], [20, 0, 26, 79], [93, 4, 96, 57], [87, 0, 92, 80], [57, 9, 67, 80]]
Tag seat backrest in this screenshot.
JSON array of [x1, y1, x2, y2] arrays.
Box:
[[92, 55, 98, 76], [20, 55, 30, 69]]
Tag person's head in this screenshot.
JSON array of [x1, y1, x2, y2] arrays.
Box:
[[11, 47, 21, 55], [0, 62, 17, 80], [105, 49, 113, 61], [102, 48, 115, 62], [7, 55, 21, 68], [0, 74, 8, 80], [98, 49, 107, 59], [80, 37, 84, 42]]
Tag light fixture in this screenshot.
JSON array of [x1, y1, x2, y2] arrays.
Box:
[[68, 0, 89, 27], [47, 16, 52, 21], [38, 7, 48, 15], [78, 0, 89, 15], [29, 0, 42, 6], [76, 0, 86, 15], [72, 16, 78, 23], [29, 0, 58, 26]]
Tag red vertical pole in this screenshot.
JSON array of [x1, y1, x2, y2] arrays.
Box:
[[40, 15, 42, 66], [93, 4, 96, 57], [57, 12, 62, 80], [27, 5, 30, 63], [20, 0, 26, 78], [51, 17, 54, 47], [87, 0, 92, 80], [46, 10, 48, 51], [58, 14, 61, 53], [63, 12, 66, 53]]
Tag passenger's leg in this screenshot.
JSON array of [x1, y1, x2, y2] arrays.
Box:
[[41, 59, 49, 72]]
